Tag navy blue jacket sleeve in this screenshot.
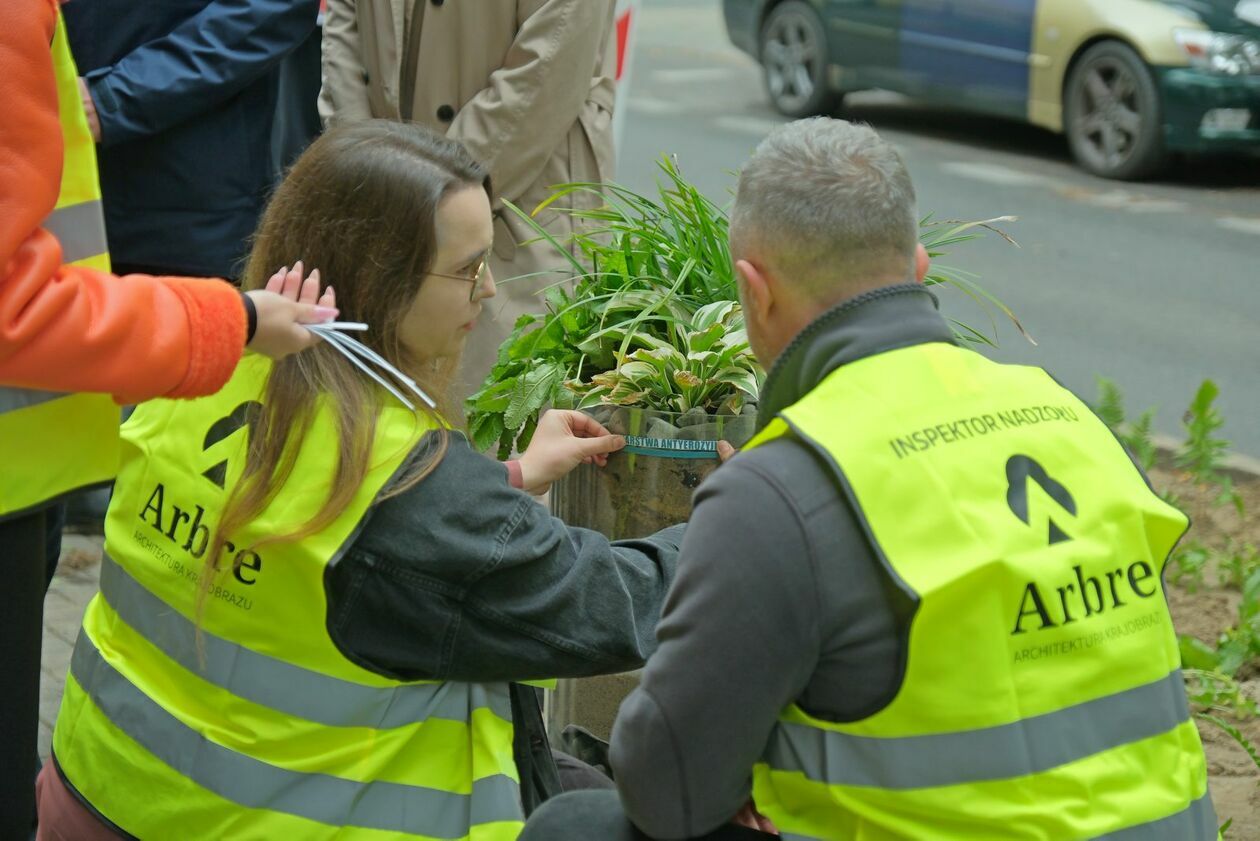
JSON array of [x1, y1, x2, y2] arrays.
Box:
[[85, 0, 319, 146]]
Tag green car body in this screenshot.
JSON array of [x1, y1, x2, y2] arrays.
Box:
[[724, 0, 1260, 177]]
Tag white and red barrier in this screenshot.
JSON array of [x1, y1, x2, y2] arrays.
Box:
[[612, 0, 640, 160]]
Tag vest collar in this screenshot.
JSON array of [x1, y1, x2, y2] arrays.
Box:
[[756, 284, 957, 430]]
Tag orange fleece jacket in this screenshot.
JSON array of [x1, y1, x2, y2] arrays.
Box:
[[0, 0, 246, 404]]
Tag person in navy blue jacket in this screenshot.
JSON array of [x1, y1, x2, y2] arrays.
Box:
[[62, 0, 320, 282]]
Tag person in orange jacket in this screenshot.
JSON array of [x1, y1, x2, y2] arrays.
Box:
[[0, 2, 335, 832], [1, 0, 335, 400]]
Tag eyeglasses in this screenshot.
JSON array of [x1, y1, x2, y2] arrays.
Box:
[[429, 250, 492, 302]]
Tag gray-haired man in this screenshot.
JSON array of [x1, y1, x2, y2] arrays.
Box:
[[523, 117, 1214, 840]]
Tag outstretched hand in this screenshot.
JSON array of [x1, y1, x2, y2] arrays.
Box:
[[244, 262, 338, 360], [517, 410, 627, 495]]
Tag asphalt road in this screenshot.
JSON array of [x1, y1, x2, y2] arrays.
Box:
[[617, 0, 1260, 457]]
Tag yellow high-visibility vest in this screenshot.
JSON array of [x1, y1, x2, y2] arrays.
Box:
[[746, 341, 1215, 840], [54, 355, 527, 840], [0, 12, 119, 522]]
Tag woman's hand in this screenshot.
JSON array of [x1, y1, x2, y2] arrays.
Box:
[[244, 262, 339, 359], [517, 410, 626, 495]]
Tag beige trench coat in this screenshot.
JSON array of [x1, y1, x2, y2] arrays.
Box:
[[320, 0, 617, 394]]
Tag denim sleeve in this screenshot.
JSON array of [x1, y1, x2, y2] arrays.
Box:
[[326, 432, 684, 683], [86, 0, 319, 145]]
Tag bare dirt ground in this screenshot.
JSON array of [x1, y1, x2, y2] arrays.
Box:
[[1154, 460, 1260, 839]]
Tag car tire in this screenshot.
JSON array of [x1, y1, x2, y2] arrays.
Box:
[[1064, 41, 1169, 180], [759, 1, 843, 119]]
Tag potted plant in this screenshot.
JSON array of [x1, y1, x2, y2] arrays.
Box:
[[468, 157, 1021, 539]]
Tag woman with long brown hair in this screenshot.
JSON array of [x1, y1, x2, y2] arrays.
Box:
[[37, 120, 684, 841]]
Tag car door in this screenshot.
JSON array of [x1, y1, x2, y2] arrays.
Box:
[[896, 0, 1038, 118], [822, 0, 905, 89]]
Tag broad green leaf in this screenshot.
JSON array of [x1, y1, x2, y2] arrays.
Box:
[[617, 361, 659, 382], [714, 366, 761, 399], [505, 364, 562, 431], [470, 378, 518, 413], [693, 300, 737, 331], [687, 324, 726, 354], [470, 412, 506, 454], [673, 370, 703, 388], [1179, 635, 1222, 671]]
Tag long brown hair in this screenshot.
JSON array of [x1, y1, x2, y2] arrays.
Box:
[[198, 120, 491, 623]]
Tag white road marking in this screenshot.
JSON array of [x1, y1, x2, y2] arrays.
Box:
[[942, 162, 1193, 214], [626, 96, 688, 116], [1218, 216, 1260, 236], [939, 161, 1058, 187], [651, 68, 735, 85], [1054, 187, 1186, 213], [713, 115, 786, 137]]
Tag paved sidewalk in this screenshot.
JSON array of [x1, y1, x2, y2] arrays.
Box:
[[38, 534, 104, 761]]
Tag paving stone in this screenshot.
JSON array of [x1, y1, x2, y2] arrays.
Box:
[[38, 537, 103, 762]]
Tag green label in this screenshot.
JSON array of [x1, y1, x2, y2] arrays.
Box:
[[623, 435, 718, 459]]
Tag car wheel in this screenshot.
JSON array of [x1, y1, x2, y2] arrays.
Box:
[[760, 1, 843, 119], [1064, 41, 1168, 180]]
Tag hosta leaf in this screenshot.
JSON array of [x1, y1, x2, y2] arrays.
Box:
[[634, 345, 687, 368], [674, 370, 703, 388], [617, 361, 659, 382], [693, 300, 737, 331], [577, 386, 611, 410], [687, 323, 725, 354], [715, 366, 761, 398]]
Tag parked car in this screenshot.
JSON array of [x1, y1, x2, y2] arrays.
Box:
[[722, 0, 1260, 179]]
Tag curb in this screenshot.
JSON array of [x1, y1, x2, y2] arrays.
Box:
[[1151, 434, 1260, 479]]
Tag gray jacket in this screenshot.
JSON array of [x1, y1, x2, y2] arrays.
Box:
[[325, 433, 685, 813], [610, 285, 954, 837]]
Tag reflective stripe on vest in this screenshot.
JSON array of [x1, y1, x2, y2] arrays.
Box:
[[0, 12, 117, 522], [43, 198, 108, 266], [68, 629, 525, 837], [774, 793, 1218, 841], [746, 342, 1214, 840], [97, 552, 514, 729], [49, 9, 109, 272], [763, 668, 1190, 791], [53, 356, 525, 839]]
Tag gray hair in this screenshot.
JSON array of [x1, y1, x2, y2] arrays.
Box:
[[729, 118, 918, 297]]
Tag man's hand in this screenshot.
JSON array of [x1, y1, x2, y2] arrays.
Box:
[[732, 801, 778, 835], [517, 410, 626, 495], [244, 262, 338, 360], [77, 77, 100, 142], [717, 441, 737, 463]]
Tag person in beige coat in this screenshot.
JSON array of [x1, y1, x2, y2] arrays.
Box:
[[320, 0, 617, 394]]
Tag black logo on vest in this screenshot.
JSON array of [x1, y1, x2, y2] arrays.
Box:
[[1005, 455, 1075, 544], [1004, 456, 1159, 637], [134, 402, 266, 607], [202, 401, 262, 488]]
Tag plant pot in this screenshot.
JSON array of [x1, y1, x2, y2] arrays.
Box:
[[546, 407, 756, 743], [552, 406, 757, 539]]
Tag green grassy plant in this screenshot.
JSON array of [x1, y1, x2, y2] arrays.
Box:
[[1093, 376, 1158, 472], [469, 157, 1020, 456]]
